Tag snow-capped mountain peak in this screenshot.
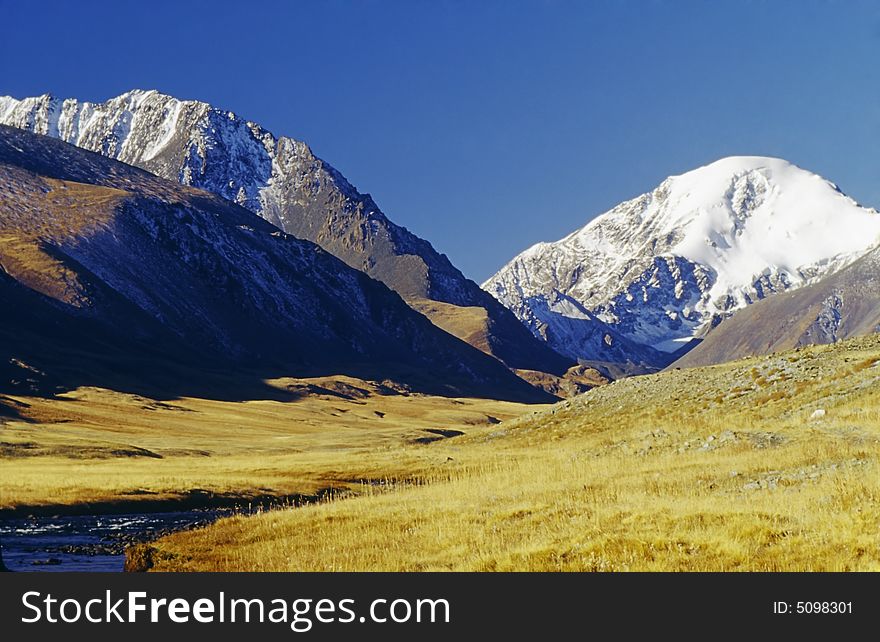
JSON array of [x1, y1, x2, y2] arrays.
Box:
[[483, 156, 880, 368]]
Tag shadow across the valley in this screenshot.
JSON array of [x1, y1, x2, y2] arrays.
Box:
[[0, 275, 293, 404], [0, 272, 544, 407], [0, 324, 493, 407]]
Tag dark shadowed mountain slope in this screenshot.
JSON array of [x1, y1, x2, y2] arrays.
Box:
[[0, 125, 552, 403], [0, 91, 575, 383], [673, 245, 880, 368]]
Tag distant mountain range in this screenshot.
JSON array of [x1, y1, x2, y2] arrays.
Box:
[[484, 156, 880, 371], [3, 91, 879, 385], [0, 91, 580, 394], [0, 124, 550, 403]]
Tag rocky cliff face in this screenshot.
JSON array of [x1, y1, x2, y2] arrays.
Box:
[[0, 91, 574, 381]]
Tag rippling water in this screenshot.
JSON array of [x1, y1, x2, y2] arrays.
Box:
[[0, 510, 226, 572]]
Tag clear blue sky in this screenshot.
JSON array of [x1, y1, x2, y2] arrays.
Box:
[[2, 0, 878, 282]]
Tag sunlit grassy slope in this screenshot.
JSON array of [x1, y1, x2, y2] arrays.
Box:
[[0, 376, 530, 511], [146, 335, 880, 571]]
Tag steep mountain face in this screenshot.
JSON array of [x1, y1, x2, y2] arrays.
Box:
[[0, 125, 552, 403], [506, 289, 670, 375], [0, 91, 574, 382], [674, 245, 880, 368], [484, 157, 880, 369]]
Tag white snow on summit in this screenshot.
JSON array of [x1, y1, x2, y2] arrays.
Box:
[[636, 157, 878, 306]]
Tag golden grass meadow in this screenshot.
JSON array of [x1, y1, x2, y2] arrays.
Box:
[[3, 335, 880, 571]]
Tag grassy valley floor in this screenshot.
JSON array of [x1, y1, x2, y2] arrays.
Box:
[[0, 376, 530, 513], [4, 335, 880, 571], [145, 336, 880, 571]]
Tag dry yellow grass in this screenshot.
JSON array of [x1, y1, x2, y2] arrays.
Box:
[[145, 335, 880, 571], [405, 298, 606, 397], [0, 376, 530, 511], [408, 298, 493, 355], [6, 334, 880, 571]]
